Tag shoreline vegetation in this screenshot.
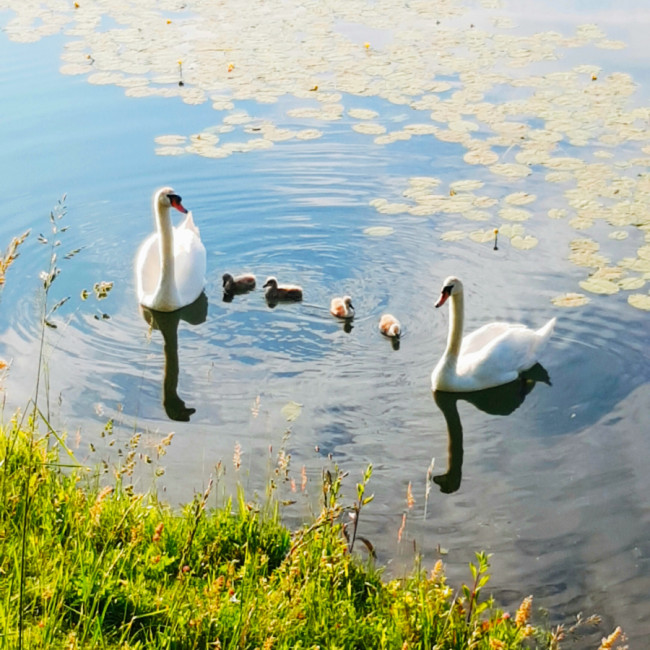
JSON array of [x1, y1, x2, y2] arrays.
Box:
[[1, 217, 626, 648], [0, 421, 622, 650]]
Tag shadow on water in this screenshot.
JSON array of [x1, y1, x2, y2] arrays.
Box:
[[432, 363, 551, 494], [140, 292, 208, 422]]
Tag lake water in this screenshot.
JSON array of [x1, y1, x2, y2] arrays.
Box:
[[1, 1, 649, 645]]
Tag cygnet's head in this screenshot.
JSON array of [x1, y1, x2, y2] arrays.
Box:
[[343, 296, 354, 308], [155, 186, 188, 214], [263, 277, 278, 289], [435, 276, 463, 308], [222, 273, 234, 287]]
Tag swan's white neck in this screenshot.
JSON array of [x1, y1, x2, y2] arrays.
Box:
[[154, 202, 180, 309], [445, 291, 464, 360]]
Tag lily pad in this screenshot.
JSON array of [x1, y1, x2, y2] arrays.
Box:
[[579, 277, 620, 295], [281, 401, 303, 422], [511, 235, 538, 250], [551, 293, 590, 307], [628, 294, 650, 310], [363, 226, 395, 237]]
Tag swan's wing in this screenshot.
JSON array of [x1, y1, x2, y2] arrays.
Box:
[[135, 233, 160, 299], [172, 223, 207, 304], [460, 322, 525, 356], [458, 326, 547, 379]]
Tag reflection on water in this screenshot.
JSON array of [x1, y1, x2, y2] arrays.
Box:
[[432, 363, 551, 494], [140, 292, 208, 422]]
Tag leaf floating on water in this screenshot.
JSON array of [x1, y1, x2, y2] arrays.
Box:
[[440, 230, 467, 241], [579, 277, 620, 295], [498, 223, 525, 238], [348, 108, 379, 120], [488, 163, 531, 178], [551, 292, 590, 307], [352, 122, 386, 135], [504, 192, 537, 206], [281, 401, 302, 422], [618, 277, 645, 291], [499, 207, 531, 222], [449, 179, 484, 192], [363, 226, 395, 237], [295, 129, 322, 140], [469, 229, 495, 243], [510, 235, 538, 250], [154, 134, 187, 146], [628, 294, 650, 310], [548, 208, 567, 219], [464, 148, 499, 166]]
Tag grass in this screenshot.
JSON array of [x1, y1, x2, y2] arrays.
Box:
[[0, 206, 626, 649], [0, 422, 521, 648], [0, 420, 626, 650]]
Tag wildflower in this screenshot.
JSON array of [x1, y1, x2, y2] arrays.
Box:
[[152, 522, 164, 542], [406, 481, 415, 509], [227, 63, 235, 72], [430, 559, 443, 581], [89, 485, 113, 524], [397, 513, 406, 542], [262, 637, 275, 650], [364, 42, 370, 49], [598, 627, 625, 649], [489, 640, 505, 650], [515, 595, 532, 627]]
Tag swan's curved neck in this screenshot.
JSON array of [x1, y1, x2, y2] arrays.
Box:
[[446, 291, 464, 358], [155, 203, 178, 304]]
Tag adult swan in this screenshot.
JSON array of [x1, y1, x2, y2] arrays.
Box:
[[136, 187, 207, 312], [431, 276, 556, 392]]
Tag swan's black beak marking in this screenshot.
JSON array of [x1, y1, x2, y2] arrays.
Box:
[[435, 285, 452, 308], [168, 193, 188, 214]]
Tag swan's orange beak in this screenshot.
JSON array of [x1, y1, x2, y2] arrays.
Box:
[[435, 286, 451, 308], [168, 194, 188, 214]]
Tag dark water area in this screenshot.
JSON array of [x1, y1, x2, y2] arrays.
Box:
[[1, 2, 649, 645]]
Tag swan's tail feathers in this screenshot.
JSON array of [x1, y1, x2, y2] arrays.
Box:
[[536, 317, 556, 342]]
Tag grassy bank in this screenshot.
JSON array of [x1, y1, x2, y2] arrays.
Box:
[[0, 420, 625, 650]]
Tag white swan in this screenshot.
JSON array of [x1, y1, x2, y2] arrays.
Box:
[[431, 276, 555, 392], [136, 187, 207, 312]]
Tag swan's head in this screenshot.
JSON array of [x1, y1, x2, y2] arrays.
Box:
[[263, 277, 278, 289], [155, 186, 188, 214], [435, 276, 463, 308]]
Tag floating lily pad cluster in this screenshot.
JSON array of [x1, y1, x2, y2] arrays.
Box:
[[2, 0, 649, 308]]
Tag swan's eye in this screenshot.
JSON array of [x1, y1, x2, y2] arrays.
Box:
[[443, 284, 454, 296]]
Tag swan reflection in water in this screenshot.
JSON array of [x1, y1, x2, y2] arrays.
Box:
[[432, 363, 551, 494], [140, 292, 208, 422]]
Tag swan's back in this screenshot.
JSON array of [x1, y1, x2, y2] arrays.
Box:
[[457, 317, 556, 383]]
